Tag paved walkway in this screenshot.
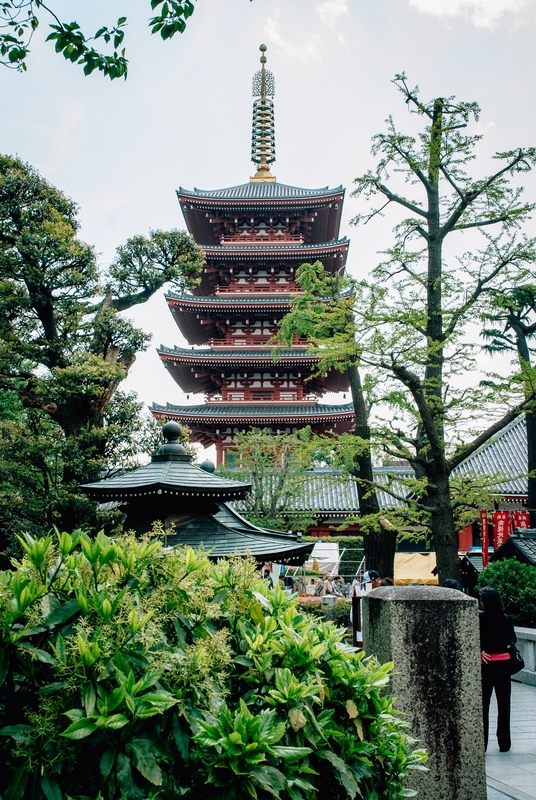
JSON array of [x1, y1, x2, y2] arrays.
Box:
[[486, 680, 536, 800]]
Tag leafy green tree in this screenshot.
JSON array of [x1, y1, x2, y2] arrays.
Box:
[[349, 74, 536, 582], [221, 428, 320, 533], [482, 285, 536, 525], [1, 0, 198, 78], [276, 260, 395, 578], [476, 558, 536, 627], [0, 529, 426, 799], [0, 154, 204, 532]]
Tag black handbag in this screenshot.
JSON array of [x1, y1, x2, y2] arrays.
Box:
[[508, 642, 525, 675]]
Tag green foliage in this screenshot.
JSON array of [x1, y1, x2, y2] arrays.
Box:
[[1, 1, 197, 77], [349, 75, 536, 581], [0, 529, 426, 799], [476, 558, 536, 627], [300, 598, 352, 628], [222, 429, 321, 532], [0, 154, 204, 538]]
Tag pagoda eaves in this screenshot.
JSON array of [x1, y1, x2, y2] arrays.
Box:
[[154, 45, 355, 464], [152, 402, 356, 448]]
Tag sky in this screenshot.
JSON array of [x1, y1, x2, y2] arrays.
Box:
[[2, 0, 536, 455]]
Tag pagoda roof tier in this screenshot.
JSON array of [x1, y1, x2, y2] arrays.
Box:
[[194, 239, 348, 295], [165, 292, 293, 345], [178, 182, 344, 246], [167, 291, 293, 310], [152, 401, 355, 423], [201, 238, 348, 262], [157, 346, 349, 394], [151, 402, 355, 446]]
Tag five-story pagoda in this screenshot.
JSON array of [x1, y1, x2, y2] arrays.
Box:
[[152, 45, 355, 465]]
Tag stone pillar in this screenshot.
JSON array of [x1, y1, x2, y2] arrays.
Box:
[[363, 586, 486, 800]]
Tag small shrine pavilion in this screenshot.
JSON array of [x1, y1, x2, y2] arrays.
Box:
[[81, 422, 313, 564], [151, 45, 355, 465]]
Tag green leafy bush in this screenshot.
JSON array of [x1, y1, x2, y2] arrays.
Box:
[[0, 528, 426, 799], [476, 558, 536, 627], [299, 597, 351, 628]]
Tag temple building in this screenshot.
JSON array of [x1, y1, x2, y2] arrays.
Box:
[[151, 45, 355, 465]]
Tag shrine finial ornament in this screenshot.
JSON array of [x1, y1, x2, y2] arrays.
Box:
[[250, 44, 276, 182]]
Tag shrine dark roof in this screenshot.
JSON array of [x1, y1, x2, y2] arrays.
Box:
[[81, 454, 250, 501], [451, 415, 527, 496], [178, 182, 344, 201], [231, 466, 414, 517], [491, 530, 536, 566], [158, 345, 317, 363], [164, 503, 313, 563], [202, 238, 348, 258], [151, 402, 355, 421], [166, 291, 292, 308]]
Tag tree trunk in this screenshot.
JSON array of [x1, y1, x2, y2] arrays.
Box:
[[429, 471, 462, 583], [347, 364, 396, 579]]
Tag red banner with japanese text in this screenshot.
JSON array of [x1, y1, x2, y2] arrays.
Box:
[[493, 511, 510, 550], [480, 509, 489, 567], [512, 510, 530, 531]]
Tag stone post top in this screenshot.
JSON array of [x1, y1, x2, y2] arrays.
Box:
[[366, 585, 477, 603]]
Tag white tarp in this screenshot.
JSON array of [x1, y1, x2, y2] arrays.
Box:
[[304, 542, 340, 574]]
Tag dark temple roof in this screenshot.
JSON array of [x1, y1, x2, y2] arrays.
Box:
[[158, 345, 319, 364], [166, 291, 293, 308], [81, 454, 250, 502], [165, 503, 313, 563], [178, 182, 344, 201], [151, 402, 356, 422], [452, 415, 528, 496], [491, 530, 536, 566], [201, 238, 348, 257]]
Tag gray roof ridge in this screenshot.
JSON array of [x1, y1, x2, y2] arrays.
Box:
[[150, 401, 356, 414], [202, 236, 348, 249], [157, 345, 313, 357], [178, 181, 344, 198], [165, 291, 293, 303], [454, 413, 526, 467]]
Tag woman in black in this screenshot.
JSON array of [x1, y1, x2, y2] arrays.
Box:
[[479, 586, 516, 752]]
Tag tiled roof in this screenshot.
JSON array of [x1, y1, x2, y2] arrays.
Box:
[[202, 238, 348, 255], [151, 402, 355, 420], [157, 345, 318, 362], [451, 415, 528, 495], [164, 503, 314, 563], [232, 467, 414, 516], [81, 456, 250, 500], [491, 531, 536, 566], [178, 182, 344, 201], [166, 292, 292, 307]]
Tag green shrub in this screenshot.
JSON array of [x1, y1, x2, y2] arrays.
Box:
[[298, 598, 351, 628], [0, 528, 426, 800], [324, 599, 352, 627], [476, 558, 536, 627]]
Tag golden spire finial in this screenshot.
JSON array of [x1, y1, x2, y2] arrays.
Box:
[[250, 43, 276, 182]]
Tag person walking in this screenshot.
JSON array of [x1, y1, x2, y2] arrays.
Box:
[[479, 586, 516, 752], [262, 568, 273, 589]]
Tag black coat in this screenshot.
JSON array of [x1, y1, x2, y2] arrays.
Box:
[[479, 610, 516, 654]]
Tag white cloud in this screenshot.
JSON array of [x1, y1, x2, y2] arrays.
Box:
[[317, 0, 349, 45], [317, 0, 349, 26], [407, 0, 531, 29], [264, 9, 321, 63], [35, 100, 87, 173]]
